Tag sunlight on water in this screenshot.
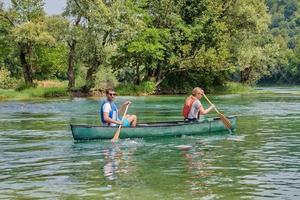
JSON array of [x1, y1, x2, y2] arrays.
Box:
[[0, 88, 300, 199]]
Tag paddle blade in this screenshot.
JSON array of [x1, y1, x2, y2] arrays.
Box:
[[219, 113, 232, 129], [111, 126, 121, 143]]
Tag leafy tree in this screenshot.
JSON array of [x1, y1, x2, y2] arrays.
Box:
[[64, 0, 83, 90], [0, 2, 20, 77], [223, 0, 278, 85], [1, 0, 55, 85], [265, 0, 300, 84], [113, 0, 230, 87]]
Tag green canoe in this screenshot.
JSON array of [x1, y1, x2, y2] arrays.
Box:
[[70, 116, 237, 140]]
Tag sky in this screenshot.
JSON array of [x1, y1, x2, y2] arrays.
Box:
[[2, 0, 67, 15]]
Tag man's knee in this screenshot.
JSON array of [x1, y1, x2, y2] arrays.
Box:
[[132, 115, 137, 121], [128, 114, 137, 121]]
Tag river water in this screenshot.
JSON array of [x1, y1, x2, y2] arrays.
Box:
[[0, 87, 299, 199]]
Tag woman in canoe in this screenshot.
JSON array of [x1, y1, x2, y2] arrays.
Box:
[[100, 89, 137, 127], [182, 87, 215, 121]]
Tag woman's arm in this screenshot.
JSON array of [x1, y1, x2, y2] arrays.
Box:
[[199, 104, 215, 115]]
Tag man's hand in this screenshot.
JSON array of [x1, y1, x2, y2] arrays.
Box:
[[123, 100, 132, 106], [116, 121, 123, 125]]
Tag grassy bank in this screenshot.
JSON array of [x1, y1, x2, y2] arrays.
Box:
[[0, 87, 69, 100], [115, 81, 257, 95], [212, 82, 256, 94], [0, 82, 284, 101]]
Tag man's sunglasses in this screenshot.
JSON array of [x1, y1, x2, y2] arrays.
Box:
[[109, 93, 116, 96]]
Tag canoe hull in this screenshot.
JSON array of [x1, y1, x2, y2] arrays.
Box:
[[70, 116, 237, 140]]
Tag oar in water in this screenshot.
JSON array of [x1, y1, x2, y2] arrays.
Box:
[[111, 104, 130, 143], [202, 94, 232, 129]]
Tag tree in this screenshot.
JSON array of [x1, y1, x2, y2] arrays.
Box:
[[222, 0, 278, 85], [64, 0, 84, 90], [113, 0, 234, 86], [1, 0, 55, 85], [265, 0, 300, 84], [11, 20, 55, 84]]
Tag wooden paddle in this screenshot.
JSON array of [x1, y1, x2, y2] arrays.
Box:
[[111, 104, 130, 143], [202, 94, 232, 129]]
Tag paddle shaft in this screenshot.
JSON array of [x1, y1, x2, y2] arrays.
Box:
[[202, 94, 232, 129], [202, 94, 220, 114], [111, 104, 129, 142]]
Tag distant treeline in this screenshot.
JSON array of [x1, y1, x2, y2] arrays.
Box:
[[0, 0, 299, 93]]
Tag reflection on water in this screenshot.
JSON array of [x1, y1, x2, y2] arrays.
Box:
[[102, 141, 140, 181], [103, 146, 122, 181], [0, 88, 300, 199]]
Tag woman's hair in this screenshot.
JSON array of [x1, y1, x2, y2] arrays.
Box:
[[192, 87, 203, 96]]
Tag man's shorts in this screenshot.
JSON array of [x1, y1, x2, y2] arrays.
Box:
[[122, 118, 130, 127]]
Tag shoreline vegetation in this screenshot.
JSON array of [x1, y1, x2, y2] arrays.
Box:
[[1, 1, 300, 100], [1, 80, 298, 101]]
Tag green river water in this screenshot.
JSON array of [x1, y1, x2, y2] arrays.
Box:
[[0, 87, 299, 199]]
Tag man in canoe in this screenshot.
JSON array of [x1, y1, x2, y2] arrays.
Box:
[[100, 89, 137, 127], [182, 87, 215, 121]]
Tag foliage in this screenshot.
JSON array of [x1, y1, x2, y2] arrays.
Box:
[[15, 82, 37, 91], [94, 67, 118, 91], [264, 0, 300, 84], [42, 87, 68, 97], [213, 82, 255, 94], [35, 80, 67, 88], [0, 86, 68, 100], [0, 68, 18, 89], [34, 43, 68, 79], [19, 86, 67, 98], [0, 0, 56, 85], [0, 0, 299, 97], [116, 81, 156, 95]]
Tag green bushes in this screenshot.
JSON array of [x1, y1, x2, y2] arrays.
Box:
[[42, 87, 68, 97], [116, 81, 156, 95], [19, 87, 68, 98], [0, 86, 68, 100], [0, 68, 18, 89], [213, 82, 255, 94], [15, 82, 37, 91], [94, 67, 118, 90]]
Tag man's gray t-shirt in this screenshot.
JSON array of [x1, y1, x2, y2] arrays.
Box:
[[187, 100, 202, 119]]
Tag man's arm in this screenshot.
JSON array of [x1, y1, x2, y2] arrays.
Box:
[[118, 101, 131, 115], [103, 112, 122, 125]]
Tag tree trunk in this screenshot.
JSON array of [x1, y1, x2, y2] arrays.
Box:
[[240, 68, 251, 84], [82, 31, 109, 93], [67, 40, 76, 90], [67, 16, 81, 91], [136, 65, 140, 85], [20, 45, 33, 85], [82, 56, 101, 93]]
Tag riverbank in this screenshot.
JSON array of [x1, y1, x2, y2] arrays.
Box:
[[1, 82, 299, 101]]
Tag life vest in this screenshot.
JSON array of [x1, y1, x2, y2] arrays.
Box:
[[182, 95, 198, 119], [99, 100, 118, 125]]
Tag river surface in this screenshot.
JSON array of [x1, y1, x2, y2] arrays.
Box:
[[0, 87, 299, 199]]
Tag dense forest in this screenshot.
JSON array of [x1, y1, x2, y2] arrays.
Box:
[[0, 0, 299, 95]]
